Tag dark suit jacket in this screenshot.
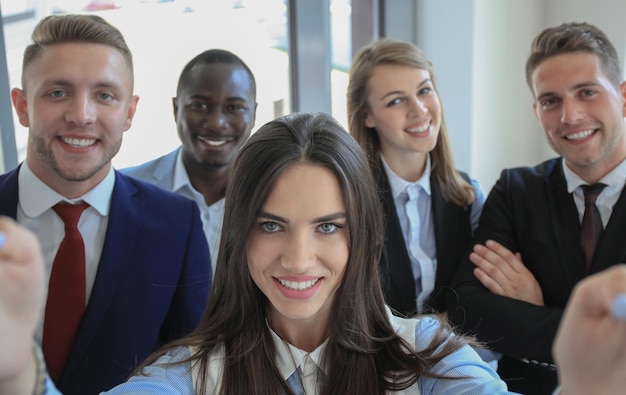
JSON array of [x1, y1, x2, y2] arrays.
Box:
[[0, 167, 211, 395], [448, 158, 626, 395], [378, 168, 473, 316]]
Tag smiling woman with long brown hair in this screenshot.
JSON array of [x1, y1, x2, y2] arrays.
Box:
[[1, 112, 512, 395]]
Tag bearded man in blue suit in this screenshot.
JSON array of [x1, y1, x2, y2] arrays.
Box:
[[3, 14, 211, 395]]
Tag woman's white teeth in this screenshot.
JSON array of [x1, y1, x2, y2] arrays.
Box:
[[407, 123, 430, 133], [62, 137, 96, 147], [566, 130, 594, 140], [278, 278, 320, 290]]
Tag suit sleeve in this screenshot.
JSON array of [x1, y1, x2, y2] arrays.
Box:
[[447, 169, 563, 364], [162, 201, 211, 341]]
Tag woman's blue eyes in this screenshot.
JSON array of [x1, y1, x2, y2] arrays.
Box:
[[258, 221, 342, 234], [260, 221, 281, 232], [318, 223, 338, 234], [387, 87, 433, 107]]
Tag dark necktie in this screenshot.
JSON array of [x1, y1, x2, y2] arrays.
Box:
[[43, 202, 90, 382], [580, 184, 606, 273]]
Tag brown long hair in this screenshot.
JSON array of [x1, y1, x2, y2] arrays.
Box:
[[137, 112, 468, 394], [347, 38, 475, 206]]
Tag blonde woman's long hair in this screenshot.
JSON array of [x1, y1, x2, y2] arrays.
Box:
[[347, 38, 475, 206]]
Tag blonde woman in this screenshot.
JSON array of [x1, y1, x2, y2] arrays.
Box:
[[348, 38, 485, 317]]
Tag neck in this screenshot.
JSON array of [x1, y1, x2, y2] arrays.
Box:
[[183, 160, 229, 206], [382, 151, 428, 182], [27, 158, 108, 199], [269, 317, 328, 352]]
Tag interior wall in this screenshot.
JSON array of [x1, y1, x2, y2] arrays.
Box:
[[545, 0, 626, 69], [415, 0, 475, 181], [471, 0, 549, 191], [416, 0, 626, 191]]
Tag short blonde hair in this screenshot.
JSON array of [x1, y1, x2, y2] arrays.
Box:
[[22, 14, 134, 90]]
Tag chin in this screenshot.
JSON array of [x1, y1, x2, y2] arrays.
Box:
[[275, 304, 322, 322]]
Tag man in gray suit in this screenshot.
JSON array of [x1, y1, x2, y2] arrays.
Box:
[[123, 50, 257, 273]]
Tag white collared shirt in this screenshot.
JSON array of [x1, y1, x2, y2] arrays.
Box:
[[17, 162, 113, 342], [562, 157, 626, 227], [101, 308, 510, 394], [270, 327, 327, 394], [382, 155, 436, 313], [172, 150, 224, 274], [381, 155, 484, 314]]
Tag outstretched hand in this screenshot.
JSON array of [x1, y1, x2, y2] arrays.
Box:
[[554, 264, 626, 395], [470, 240, 544, 305], [0, 216, 45, 392]]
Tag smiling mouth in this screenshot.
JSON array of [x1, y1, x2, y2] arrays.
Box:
[[197, 135, 234, 147], [61, 137, 97, 147], [276, 278, 321, 291], [406, 121, 430, 134], [565, 129, 595, 141]]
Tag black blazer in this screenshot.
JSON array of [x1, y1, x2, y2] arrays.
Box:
[[378, 166, 473, 316], [448, 157, 626, 395]]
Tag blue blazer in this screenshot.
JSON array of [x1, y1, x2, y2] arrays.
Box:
[[0, 166, 212, 395]]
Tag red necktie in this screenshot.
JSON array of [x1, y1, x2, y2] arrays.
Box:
[[580, 184, 605, 273], [43, 202, 89, 382]]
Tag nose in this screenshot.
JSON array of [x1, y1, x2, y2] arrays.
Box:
[[65, 94, 96, 126], [408, 96, 427, 118], [203, 108, 228, 130], [280, 231, 316, 274], [560, 98, 585, 125]]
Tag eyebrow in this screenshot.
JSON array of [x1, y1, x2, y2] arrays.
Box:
[[380, 78, 432, 101], [188, 94, 249, 102], [258, 212, 347, 225]]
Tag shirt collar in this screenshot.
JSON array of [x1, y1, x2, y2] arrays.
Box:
[[381, 154, 432, 199], [563, 157, 626, 193], [19, 162, 114, 217], [172, 148, 194, 193], [268, 324, 327, 381]]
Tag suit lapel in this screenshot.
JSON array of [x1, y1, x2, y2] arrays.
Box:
[[430, 173, 471, 291], [547, 162, 587, 287], [152, 148, 179, 189], [62, 172, 144, 380], [591, 184, 626, 273], [379, 170, 417, 314], [0, 166, 19, 218]]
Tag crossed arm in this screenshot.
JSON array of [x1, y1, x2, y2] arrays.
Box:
[[470, 239, 544, 306]]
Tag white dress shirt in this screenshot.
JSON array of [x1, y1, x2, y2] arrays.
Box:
[[172, 150, 224, 274], [563, 157, 626, 227], [381, 155, 484, 313], [95, 307, 512, 394], [17, 162, 113, 342]]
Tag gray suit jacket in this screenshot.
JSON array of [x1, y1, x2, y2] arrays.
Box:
[[122, 147, 180, 190]]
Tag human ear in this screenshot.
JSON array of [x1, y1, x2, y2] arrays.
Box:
[[11, 88, 30, 127], [123, 95, 140, 132], [364, 112, 376, 128], [619, 81, 626, 117]]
